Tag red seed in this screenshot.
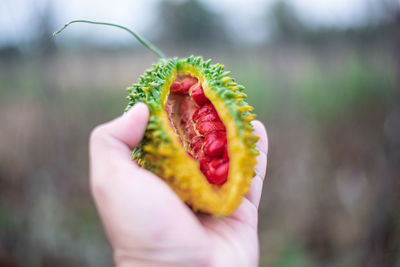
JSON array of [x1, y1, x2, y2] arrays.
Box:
[[203, 159, 228, 185], [204, 170, 213, 183], [199, 155, 212, 172], [170, 81, 183, 92], [199, 157, 218, 172], [204, 132, 226, 144], [209, 158, 224, 169], [222, 145, 229, 161], [203, 132, 226, 146], [197, 121, 226, 136], [196, 111, 220, 124], [180, 77, 198, 93], [192, 104, 216, 122], [191, 86, 210, 106], [204, 139, 225, 157], [211, 163, 229, 185]]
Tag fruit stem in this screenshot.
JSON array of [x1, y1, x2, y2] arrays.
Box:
[[53, 20, 166, 59]]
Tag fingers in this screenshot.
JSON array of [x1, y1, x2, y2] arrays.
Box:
[[245, 120, 268, 208], [252, 120, 268, 181], [92, 102, 149, 149], [89, 103, 149, 161], [253, 120, 268, 155], [89, 103, 150, 186], [111, 103, 150, 149]]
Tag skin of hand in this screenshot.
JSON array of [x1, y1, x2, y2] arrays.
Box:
[[89, 102, 268, 267]]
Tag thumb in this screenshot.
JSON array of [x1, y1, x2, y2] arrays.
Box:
[[99, 102, 149, 148], [89, 102, 150, 163]]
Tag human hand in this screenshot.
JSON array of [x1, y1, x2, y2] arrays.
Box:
[[89, 102, 268, 267]]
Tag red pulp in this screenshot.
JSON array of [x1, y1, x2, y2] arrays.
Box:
[[165, 75, 229, 185]]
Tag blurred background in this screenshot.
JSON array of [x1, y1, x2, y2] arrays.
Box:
[[1, 0, 399, 266]]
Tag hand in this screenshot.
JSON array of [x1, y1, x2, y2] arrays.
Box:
[[89, 102, 268, 267]]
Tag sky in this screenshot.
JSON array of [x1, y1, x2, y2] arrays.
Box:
[[0, 0, 393, 47]]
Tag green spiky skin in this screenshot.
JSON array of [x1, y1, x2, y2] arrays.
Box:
[[126, 56, 259, 216]]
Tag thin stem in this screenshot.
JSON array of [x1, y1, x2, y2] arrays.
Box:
[[53, 20, 166, 59]]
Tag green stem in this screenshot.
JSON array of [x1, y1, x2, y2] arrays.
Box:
[[53, 19, 166, 59]]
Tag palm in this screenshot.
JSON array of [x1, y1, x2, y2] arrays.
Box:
[[139, 170, 262, 266], [117, 159, 264, 266]]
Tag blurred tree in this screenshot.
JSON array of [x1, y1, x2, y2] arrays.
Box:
[[358, 1, 400, 266], [0, 45, 20, 60], [268, 0, 306, 42], [33, 0, 56, 57], [158, 0, 227, 46], [0, 0, 56, 58], [267, 0, 393, 45]]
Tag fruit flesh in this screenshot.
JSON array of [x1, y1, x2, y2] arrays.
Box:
[[165, 74, 229, 185]]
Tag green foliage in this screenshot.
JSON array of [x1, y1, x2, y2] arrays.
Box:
[[271, 242, 312, 267], [232, 63, 279, 119], [294, 55, 395, 120], [269, 0, 307, 41], [231, 52, 395, 123], [159, 0, 227, 45]]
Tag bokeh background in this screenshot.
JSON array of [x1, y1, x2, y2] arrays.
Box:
[[1, 0, 399, 266]]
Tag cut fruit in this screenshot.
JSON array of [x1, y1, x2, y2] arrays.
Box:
[[127, 56, 259, 216]]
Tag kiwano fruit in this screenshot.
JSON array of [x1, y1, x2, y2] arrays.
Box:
[[54, 20, 259, 216]]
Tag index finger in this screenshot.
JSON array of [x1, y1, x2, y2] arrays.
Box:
[[245, 120, 268, 208], [253, 120, 268, 180]]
